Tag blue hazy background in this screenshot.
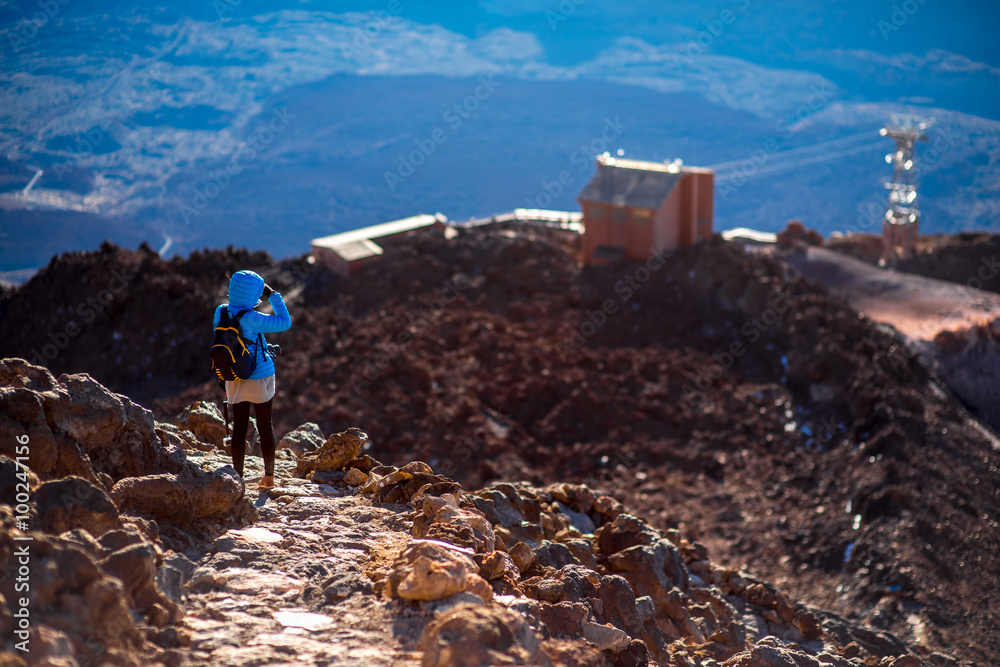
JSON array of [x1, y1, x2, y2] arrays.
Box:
[[0, 0, 998, 271]]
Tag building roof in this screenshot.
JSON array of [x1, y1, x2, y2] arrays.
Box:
[[721, 227, 777, 244], [331, 238, 385, 262], [460, 209, 583, 232], [578, 156, 710, 210], [311, 213, 444, 250]]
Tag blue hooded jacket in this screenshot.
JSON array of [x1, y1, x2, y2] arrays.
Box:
[[213, 270, 291, 380]]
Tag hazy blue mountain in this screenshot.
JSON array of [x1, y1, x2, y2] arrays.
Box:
[[1, 0, 997, 271]]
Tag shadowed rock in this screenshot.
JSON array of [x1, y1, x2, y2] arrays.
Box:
[[279, 422, 325, 458], [0, 360, 181, 483], [418, 604, 550, 667], [0, 527, 168, 665], [111, 465, 244, 522], [597, 514, 658, 555], [176, 401, 227, 449], [606, 540, 688, 611], [33, 476, 122, 537]]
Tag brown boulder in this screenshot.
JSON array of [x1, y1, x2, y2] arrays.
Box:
[[509, 541, 538, 574], [33, 476, 122, 538], [539, 601, 589, 637], [110, 464, 245, 522], [582, 621, 631, 654], [723, 636, 826, 667], [386, 540, 484, 602], [535, 540, 581, 570], [470, 490, 525, 527], [606, 540, 689, 609], [418, 604, 550, 667], [0, 527, 165, 665], [100, 542, 180, 626], [155, 422, 215, 453], [523, 565, 600, 605], [597, 574, 646, 638], [175, 401, 227, 449], [293, 427, 368, 477], [278, 421, 325, 458], [0, 361, 190, 486], [539, 639, 612, 667], [413, 500, 496, 554], [477, 549, 517, 581], [597, 514, 658, 556], [343, 468, 368, 487]]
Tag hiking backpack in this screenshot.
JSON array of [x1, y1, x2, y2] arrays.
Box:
[[211, 308, 264, 381]]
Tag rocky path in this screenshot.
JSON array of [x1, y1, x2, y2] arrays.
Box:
[[0, 359, 977, 666], [178, 456, 417, 666], [778, 244, 1000, 430], [779, 245, 1000, 341]]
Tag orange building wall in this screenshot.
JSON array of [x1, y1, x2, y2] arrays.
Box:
[[695, 172, 714, 241], [653, 191, 681, 252], [625, 208, 655, 256], [581, 171, 714, 265]]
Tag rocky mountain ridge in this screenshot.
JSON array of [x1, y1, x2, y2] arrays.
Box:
[[1, 227, 999, 663], [1, 359, 935, 666]]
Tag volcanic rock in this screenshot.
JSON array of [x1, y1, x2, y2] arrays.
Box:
[[606, 539, 689, 610], [33, 476, 122, 537], [293, 427, 368, 477], [0, 521, 170, 666], [110, 464, 245, 522], [343, 467, 368, 486], [597, 513, 659, 555], [386, 540, 482, 602], [278, 421, 325, 458], [413, 499, 496, 554], [418, 604, 549, 667], [176, 401, 227, 449], [4, 225, 998, 663]]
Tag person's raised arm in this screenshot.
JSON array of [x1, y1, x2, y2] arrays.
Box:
[[254, 291, 292, 333]]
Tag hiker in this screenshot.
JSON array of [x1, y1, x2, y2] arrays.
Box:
[[213, 270, 291, 489]]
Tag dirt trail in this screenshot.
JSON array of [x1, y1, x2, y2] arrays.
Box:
[[179, 457, 416, 666], [778, 246, 1000, 342]]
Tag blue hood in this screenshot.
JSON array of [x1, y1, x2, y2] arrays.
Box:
[[228, 270, 264, 310]]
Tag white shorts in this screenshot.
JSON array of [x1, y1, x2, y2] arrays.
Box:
[[226, 375, 276, 405]]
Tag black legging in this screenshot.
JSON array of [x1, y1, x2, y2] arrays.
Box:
[[231, 399, 275, 477]]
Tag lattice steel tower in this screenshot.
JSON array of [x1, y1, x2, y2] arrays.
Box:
[[880, 114, 933, 266]]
